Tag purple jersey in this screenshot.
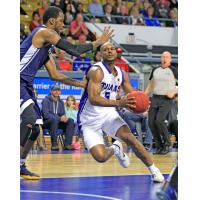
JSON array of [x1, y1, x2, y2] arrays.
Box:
[[20, 25, 53, 123], [20, 25, 54, 84]]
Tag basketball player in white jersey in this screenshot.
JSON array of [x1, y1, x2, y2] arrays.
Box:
[[77, 42, 164, 182]]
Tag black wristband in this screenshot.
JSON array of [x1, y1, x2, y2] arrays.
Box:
[[56, 39, 93, 57]]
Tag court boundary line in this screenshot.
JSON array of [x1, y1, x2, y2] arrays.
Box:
[[24, 173, 168, 179], [20, 190, 122, 200]]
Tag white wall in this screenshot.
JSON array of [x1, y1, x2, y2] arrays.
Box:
[[86, 23, 178, 46]]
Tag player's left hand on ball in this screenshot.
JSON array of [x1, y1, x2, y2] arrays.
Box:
[[119, 95, 136, 109]]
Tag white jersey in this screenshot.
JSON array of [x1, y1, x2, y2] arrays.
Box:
[[77, 61, 124, 127]]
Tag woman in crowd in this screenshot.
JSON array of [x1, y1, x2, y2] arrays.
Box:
[[65, 95, 81, 149]]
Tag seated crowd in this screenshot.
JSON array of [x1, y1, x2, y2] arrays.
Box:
[[21, 0, 178, 29], [34, 85, 178, 152], [20, 0, 178, 72], [35, 85, 81, 151]]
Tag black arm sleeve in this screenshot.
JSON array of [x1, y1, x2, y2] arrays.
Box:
[[55, 38, 93, 57]]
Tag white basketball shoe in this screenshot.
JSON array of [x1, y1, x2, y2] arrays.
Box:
[[151, 168, 165, 183], [112, 140, 130, 168]]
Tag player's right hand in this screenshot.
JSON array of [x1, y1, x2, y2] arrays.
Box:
[[118, 95, 136, 109]]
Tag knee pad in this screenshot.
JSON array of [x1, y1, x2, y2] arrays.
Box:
[[21, 104, 37, 125], [29, 125, 40, 141]]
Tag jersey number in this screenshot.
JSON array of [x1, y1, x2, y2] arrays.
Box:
[[105, 92, 110, 99]]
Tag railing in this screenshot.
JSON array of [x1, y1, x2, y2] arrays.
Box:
[[82, 13, 177, 27]]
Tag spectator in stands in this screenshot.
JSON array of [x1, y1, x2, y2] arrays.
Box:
[[102, 3, 117, 24], [64, 3, 74, 25], [129, 6, 145, 26], [114, 48, 129, 72], [29, 11, 41, 32], [78, 33, 86, 43], [154, 0, 170, 19], [88, 0, 104, 17], [133, 0, 143, 10], [165, 8, 178, 27], [73, 53, 91, 72], [116, 4, 129, 24], [38, 0, 49, 23], [70, 13, 89, 40], [119, 108, 153, 151], [75, 2, 86, 14], [42, 85, 76, 151], [65, 95, 78, 123], [56, 49, 73, 71], [64, 0, 76, 14], [115, 0, 128, 15], [139, 0, 150, 17], [71, 0, 81, 7], [169, 0, 178, 10], [144, 6, 161, 26], [75, 2, 90, 22], [142, 111, 153, 150], [20, 24, 28, 44], [93, 50, 102, 63], [51, 0, 65, 12], [103, 0, 117, 14], [151, 0, 160, 7], [154, 0, 170, 26], [65, 95, 81, 149]]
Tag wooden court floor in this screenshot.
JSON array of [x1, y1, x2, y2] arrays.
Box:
[[20, 149, 177, 200]]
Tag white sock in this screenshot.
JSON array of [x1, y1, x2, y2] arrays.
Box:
[[20, 158, 26, 166], [148, 164, 158, 174], [109, 145, 116, 155]]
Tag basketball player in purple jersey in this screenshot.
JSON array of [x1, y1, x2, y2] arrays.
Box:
[[20, 6, 113, 180]]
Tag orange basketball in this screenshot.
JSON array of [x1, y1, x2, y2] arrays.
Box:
[[127, 91, 149, 113]]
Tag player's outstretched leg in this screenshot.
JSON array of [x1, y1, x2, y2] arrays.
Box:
[[110, 140, 130, 168], [116, 125, 164, 183]]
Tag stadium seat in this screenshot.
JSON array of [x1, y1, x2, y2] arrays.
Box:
[[43, 129, 65, 150]]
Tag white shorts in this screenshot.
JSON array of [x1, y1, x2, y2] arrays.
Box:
[[80, 111, 127, 150]]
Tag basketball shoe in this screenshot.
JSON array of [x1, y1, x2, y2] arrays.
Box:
[[20, 163, 40, 180], [112, 140, 130, 168], [151, 167, 165, 183]]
